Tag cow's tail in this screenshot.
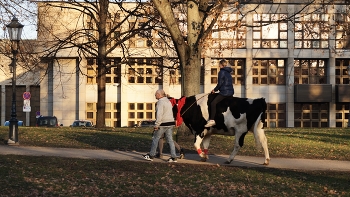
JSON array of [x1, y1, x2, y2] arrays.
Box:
[[252, 113, 267, 151]]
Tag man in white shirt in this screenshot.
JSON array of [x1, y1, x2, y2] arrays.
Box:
[[143, 89, 177, 162]]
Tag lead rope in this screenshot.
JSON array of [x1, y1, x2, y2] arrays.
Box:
[[180, 93, 211, 117]]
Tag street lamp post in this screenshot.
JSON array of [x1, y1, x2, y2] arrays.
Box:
[[6, 17, 23, 145]]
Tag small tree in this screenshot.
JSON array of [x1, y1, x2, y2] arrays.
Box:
[[36, 0, 155, 128]]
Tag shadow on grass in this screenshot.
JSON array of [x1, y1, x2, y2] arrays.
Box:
[[67, 130, 153, 151], [63, 127, 197, 153], [0, 155, 348, 196]]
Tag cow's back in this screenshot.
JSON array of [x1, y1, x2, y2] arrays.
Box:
[[223, 97, 266, 131], [180, 94, 266, 133]]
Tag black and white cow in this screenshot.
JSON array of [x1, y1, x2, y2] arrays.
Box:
[[176, 93, 270, 165]]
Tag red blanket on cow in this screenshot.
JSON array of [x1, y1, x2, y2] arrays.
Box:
[[169, 97, 186, 127]]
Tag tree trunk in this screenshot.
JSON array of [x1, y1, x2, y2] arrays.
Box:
[[182, 52, 201, 97], [96, 0, 109, 128], [182, 0, 202, 96], [152, 0, 203, 97]]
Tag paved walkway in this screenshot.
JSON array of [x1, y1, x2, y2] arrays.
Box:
[[1, 145, 349, 171]]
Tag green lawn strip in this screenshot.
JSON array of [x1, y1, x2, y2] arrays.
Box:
[[1, 127, 349, 160], [0, 155, 348, 196]]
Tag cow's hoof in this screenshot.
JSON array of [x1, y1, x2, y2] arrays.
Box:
[[263, 159, 270, 165], [178, 154, 185, 159], [199, 153, 208, 161], [199, 152, 207, 158]]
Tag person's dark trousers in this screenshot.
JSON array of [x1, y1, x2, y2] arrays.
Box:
[[209, 94, 229, 120]]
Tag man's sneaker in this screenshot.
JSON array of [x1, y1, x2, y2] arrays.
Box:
[[155, 153, 163, 159], [167, 157, 177, 163], [204, 120, 216, 127], [142, 154, 154, 161]]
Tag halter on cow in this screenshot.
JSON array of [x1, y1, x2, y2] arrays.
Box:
[[173, 93, 270, 165]]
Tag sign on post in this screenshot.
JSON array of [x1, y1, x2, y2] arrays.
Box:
[[23, 92, 31, 112]]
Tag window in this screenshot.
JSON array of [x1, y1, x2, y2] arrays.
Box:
[[86, 58, 121, 84], [87, 67, 96, 84], [335, 59, 350, 84], [266, 103, 286, 128], [86, 13, 121, 49], [86, 102, 121, 127], [294, 13, 330, 49], [105, 20, 121, 49], [211, 58, 245, 85], [128, 17, 156, 48], [86, 21, 97, 47], [113, 103, 121, 127], [138, 22, 151, 38], [294, 103, 329, 128], [294, 59, 326, 84], [253, 14, 288, 48], [127, 102, 155, 127], [86, 112, 94, 120], [128, 58, 163, 84], [335, 8, 350, 49], [335, 103, 349, 128], [86, 103, 96, 121], [168, 59, 204, 85], [166, 61, 180, 85], [211, 13, 246, 49], [252, 59, 285, 85], [169, 67, 181, 85]]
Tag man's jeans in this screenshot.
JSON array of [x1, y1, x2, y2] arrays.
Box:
[[149, 126, 176, 158]]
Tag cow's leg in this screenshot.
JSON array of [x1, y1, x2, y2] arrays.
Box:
[[253, 118, 270, 165], [259, 131, 270, 165], [200, 135, 211, 162], [193, 134, 204, 159], [224, 131, 247, 164]]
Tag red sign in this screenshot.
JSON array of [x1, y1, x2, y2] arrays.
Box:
[[23, 92, 31, 100]]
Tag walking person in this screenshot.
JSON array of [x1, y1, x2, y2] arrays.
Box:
[[205, 59, 234, 127], [155, 132, 185, 159], [143, 89, 178, 162]]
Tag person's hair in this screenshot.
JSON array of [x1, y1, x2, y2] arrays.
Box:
[[219, 59, 228, 67], [156, 89, 166, 97]]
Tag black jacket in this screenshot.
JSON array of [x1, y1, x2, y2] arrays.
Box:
[[214, 67, 234, 96]]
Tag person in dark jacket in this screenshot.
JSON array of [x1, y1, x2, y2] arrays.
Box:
[[205, 59, 234, 127]]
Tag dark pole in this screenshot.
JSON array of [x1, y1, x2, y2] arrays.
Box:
[[6, 17, 23, 145], [348, 65, 350, 128], [8, 45, 19, 144]]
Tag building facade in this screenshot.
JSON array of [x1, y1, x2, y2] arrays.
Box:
[[1, 1, 350, 128]]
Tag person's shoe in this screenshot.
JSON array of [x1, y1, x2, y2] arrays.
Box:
[[167, 157, 177, 163], [204, 120, 216, 127], [142, 154, 154, 161], [179, 148, 185, 159], [155, 153, 163, 159]]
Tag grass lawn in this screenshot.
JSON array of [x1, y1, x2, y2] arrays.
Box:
[[0, 126, 349, 196], [1, 126, 349, 160]]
